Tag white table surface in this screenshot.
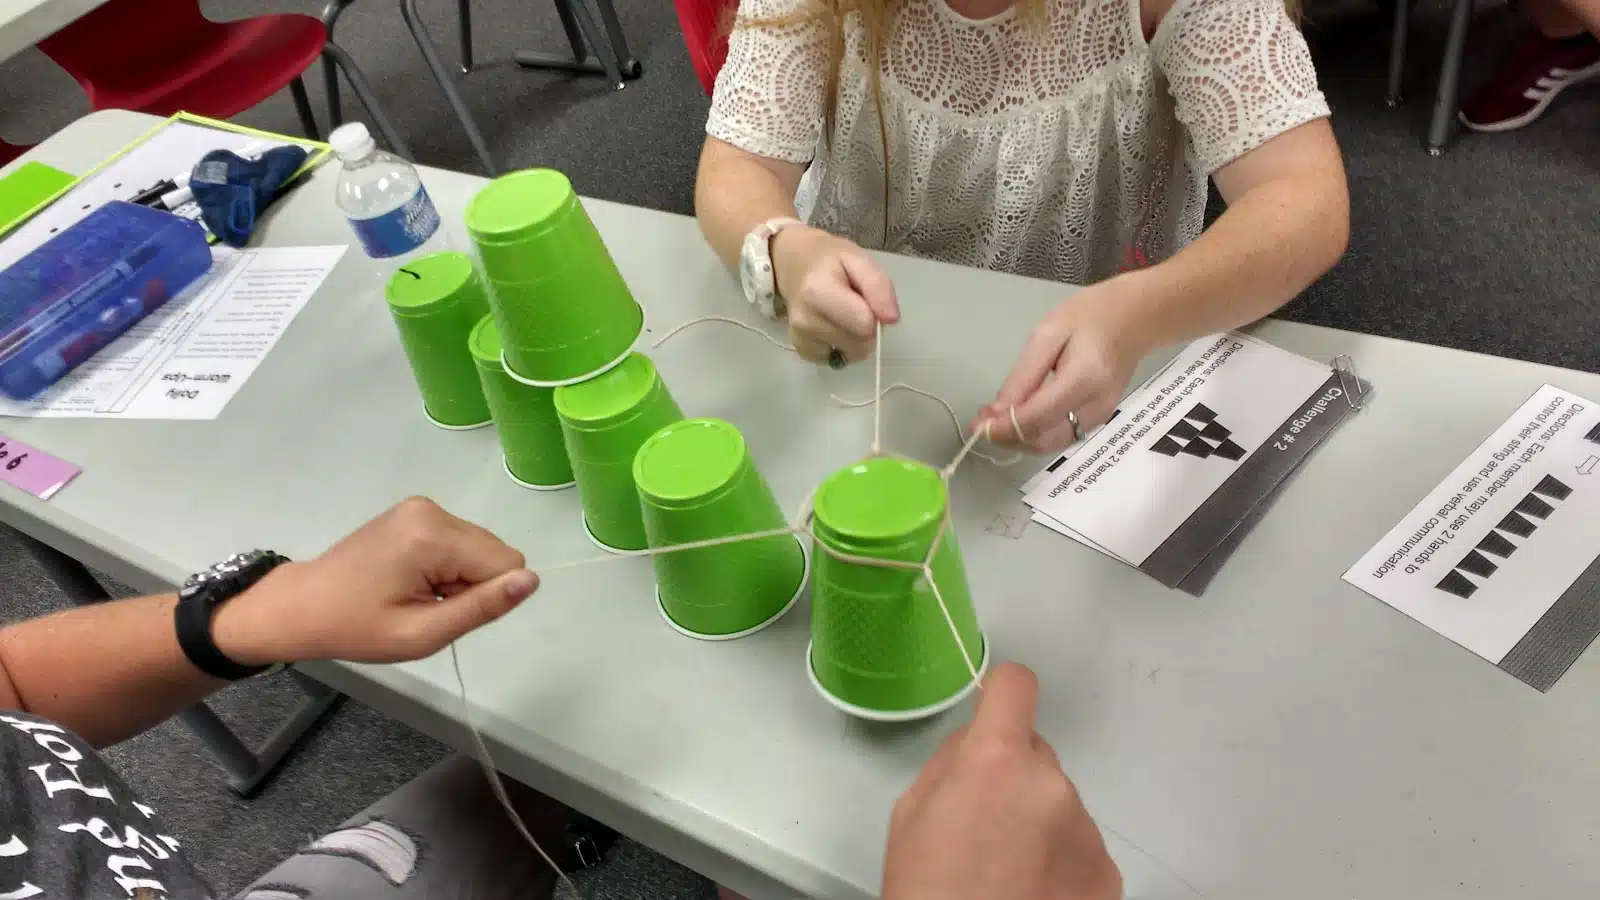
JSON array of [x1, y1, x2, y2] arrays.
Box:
[[6, 111, 1600, 900], [0, 0, 108, 63]]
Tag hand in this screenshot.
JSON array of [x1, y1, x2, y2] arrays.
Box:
[[882, 664, 1122, 900], [973, 280, 1150, 454], [214, 497, 538, 666], [772, 226, 901, 365]]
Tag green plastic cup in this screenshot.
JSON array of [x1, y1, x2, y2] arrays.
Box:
[[554, 353, 684, 552], [464, 169, 644, 385], [468, 315, 575, 490], [807, 457, 988, 721], [384, 252, 493, 430], [634, 419, 807, 640]]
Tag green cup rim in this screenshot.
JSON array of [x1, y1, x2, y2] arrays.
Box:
[[812, 457, 948, 551], [384, 252, 478, 317], [806, 637, 989, 721], [467, 314, 503, 368], [553, 353, 660, 430], [633, 418, 751, 510], [655, 535, 809, 641], [465, 169, 577, 242]]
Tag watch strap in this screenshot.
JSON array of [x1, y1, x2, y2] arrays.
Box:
[[175, 553, 288, 680], [742, 217, 804, 320]]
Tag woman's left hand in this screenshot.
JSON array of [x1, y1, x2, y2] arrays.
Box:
[[972, 280, 1153, 455]]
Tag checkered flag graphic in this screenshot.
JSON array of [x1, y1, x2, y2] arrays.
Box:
[[1436, 474, 1573, 599], [1149, 404, 1246, 462]]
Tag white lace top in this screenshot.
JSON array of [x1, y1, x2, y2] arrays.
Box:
[[707, 0, 1331, 284]]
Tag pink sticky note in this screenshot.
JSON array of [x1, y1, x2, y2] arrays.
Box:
[[0, 435, 80, 500]]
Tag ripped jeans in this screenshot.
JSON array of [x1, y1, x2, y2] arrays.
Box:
[[233, 755, 561, 900]]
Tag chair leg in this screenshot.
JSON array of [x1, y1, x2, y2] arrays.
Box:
[[592, 0, 641, 79], [1427, 0, 1476, 155], [1386, 0, 1412, 107], [290, 76, 322, 141], [320, 0, 359, 130], [322, 42, 415, 161], [399, 0, 498, 174], [458, 0, 474, 73], [513, 0, 624, 90]]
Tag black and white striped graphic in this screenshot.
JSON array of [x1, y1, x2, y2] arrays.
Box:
[[1436, 475, 1574, 599], [1148, 404, 1247, 462], [1583, 421, 1600, 445]]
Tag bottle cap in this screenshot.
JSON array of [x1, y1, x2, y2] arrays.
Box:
[[329, 123, 375, 161]]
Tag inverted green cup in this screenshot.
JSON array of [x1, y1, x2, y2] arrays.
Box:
[[465, 169, 644, 384], [385, 252, 492, 429], [634, 419, 806, 639], [808, 457, 987, 721], [468, 315, 575, 490], [555, 353, 684, 551]]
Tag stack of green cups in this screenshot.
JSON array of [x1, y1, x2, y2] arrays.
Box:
[[464, 169, 645, 386], [468, 315, 575, 490], [634, 419, 807, 640], [383, 252, 493, 430], [807, 457, 988, 721], [555, 353, 683, 552]]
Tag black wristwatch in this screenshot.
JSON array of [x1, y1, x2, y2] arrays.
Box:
[[175, 550, 291, 681]]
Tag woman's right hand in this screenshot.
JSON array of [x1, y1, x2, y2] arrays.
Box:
[[771, 226, 901, 365]]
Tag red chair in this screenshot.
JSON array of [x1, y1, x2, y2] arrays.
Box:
[[674, 0, 737, 96], [0, 140, 28, 168], [34, 0, 410, 155]]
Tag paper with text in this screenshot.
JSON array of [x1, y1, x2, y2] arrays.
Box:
[[0, 246, 345, 420], [1344, 385, 1600, 689], [1024, 333, 1336, 567]]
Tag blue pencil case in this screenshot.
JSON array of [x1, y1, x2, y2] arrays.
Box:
[[0, 201, 212, 401]]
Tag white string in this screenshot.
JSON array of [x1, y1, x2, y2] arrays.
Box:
[[871, 320, 885, 456], [650, 315, 797, 353], [450, 643, 582, 897], [831, 382, 1024, 469], [459, 310, 1008, 884]]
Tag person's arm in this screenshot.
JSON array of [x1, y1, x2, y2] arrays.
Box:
[[1104, 118, 1348, 352], [695, 0, 899, 364], [695, 137, 806, 273], [0, 498, 537, 748], [980, 0, 1345, 451]]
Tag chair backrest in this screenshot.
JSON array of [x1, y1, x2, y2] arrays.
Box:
[[36, 0, 218, 91], [673, 0, 737, 96]]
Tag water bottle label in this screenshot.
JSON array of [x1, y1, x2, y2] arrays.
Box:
[[348, 186, 442, 259]]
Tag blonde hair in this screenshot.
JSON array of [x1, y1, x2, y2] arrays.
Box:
[[740, 0, 1304, 243]]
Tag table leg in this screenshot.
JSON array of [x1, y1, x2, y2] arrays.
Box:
[[458, 0, 474, 73], [8, 527, 345, 798], [322, 41, 416, 160], [513, 0, 626, 90], [1386, 0, 1411, 107], [592, 0, 642, 80], [319, 0, 359, 129], [399, 0, 500, 175], [1427, 0, 1475, 155]]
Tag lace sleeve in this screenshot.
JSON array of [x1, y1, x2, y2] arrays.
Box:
[[1154, 0, 1331, 175], [706, 0, 829, 165]]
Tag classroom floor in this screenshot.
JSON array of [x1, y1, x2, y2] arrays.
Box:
[[1, 0, 1596, 895]]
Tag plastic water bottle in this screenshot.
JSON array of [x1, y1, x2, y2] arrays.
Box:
[[329, 123, 450, 278]]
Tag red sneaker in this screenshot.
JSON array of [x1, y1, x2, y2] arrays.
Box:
[[1459, 32, 1600, 132]]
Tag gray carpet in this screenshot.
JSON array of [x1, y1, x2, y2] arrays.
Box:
[[1, 0, 1596, 895]]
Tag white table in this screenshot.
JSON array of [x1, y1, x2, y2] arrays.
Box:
[[0, 0, 106, 63], [5, 111, 1600, 900]]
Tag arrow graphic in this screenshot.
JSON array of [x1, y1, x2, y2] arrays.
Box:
[[1579, 455, 1598, 476]]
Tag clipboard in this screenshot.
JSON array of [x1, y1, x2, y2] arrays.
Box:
[[0, 111, 331, 245]]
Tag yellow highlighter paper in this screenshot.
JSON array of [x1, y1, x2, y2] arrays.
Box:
[[0, 111, 331, 254]]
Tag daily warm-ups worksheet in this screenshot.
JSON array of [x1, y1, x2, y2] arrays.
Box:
[[1345, 384, 1600, 691], [0, 246, 345, 420]]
